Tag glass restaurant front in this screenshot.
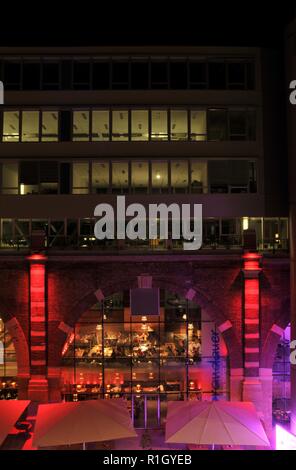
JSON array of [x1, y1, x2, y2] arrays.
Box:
[[61, 290, 229, 428]]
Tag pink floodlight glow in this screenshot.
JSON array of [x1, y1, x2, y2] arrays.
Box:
[[276, 425, 296, 450]]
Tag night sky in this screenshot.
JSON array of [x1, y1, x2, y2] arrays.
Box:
[[0, 4, 295, 47]]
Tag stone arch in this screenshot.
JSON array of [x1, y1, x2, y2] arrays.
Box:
[[261, 297, 290, 369], [59, 275, 242, 369]]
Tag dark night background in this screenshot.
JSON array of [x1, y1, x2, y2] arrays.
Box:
[[0, 3, 295, 47]]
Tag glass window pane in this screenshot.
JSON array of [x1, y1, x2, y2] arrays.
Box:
[[171, 161, 188, 192], [19, 161, 39, 195], [228, 62, 245, 89], [112, 162, 129, 193], [41, 111, 58, 141], [189, 60, 207, 89], [2, 163, 18, 194], [22, 111, 39, 142], [42, 62, 60, 90], [2, 111, 20, 142], [73, 163, 89, 194], [151, 110, 168, 141], [170, 110, 188, 141], [92, 162, 109, 194], [190, 110, 207, 141], [229, 110, 247, 140], [131, 162, 149, 193], [208, 109, 227, 141], [131, 110, 149, 141], [151, 162, 168, 189], [191, 162, 207, 194], [92, 110, 110, 141], [169, 62, 188, 89], [208, 61, 226, 89], [151, 61, 168, 88], [73, 111, 90, 141], [112, 111, 128, 141]]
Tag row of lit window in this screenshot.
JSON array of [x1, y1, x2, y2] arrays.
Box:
[[0, 108, 256, 142], [0, 57, 255, 90], [0, 160, 257, 195]]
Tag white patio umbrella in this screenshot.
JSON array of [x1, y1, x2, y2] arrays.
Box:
[[0, 400, 31, 446], [33, 399, 137, 448], [165, 401, 270, 449]]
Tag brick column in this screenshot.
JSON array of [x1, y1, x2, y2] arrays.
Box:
[[241, 253, 270, 431], [27, 254, 48, 401]]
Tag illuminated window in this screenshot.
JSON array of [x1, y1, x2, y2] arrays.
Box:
[[151, 110, 168, 141], [191, 162, 207, 194], [22, 111, 39, 142], [131, 110, 149, 141], [170, 110, 188, 141], [2, 111, 20, 142], [171, 161, 189, 192], [131, 162, 149, 193], [2, 163, 18, 194], [190, 110, 207, 141], [72, 163, 89, 194], [151, 162, 168, 192], [112, 111, 129, 141], [92, 162, 109, 194], [92, 110, 110, 141], [41, 111, 58, 142], [112, 162, 129, 193], [73, 111, 90, 141]]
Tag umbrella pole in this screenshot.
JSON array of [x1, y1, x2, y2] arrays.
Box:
[[83, 442, 86, 451], [212, 443, 215, 450]]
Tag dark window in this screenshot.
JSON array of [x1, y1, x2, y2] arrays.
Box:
[[60, 163, 71, 194], [130, 62, 149, 89], [20, 161, 38, 184], [208, 62, 226, 89], [247, 109, 256, 140], [92, 62, 110, 89], [73, 61, 90, 90], [22, 63, 41, 90], [42, 62, 60, 90], [3, 61, 21, 89], [40, 161, 58, 194], [112, 61, 129, 89], [208, 109, 227, 141], [227, 62, 245, 89], [169, 62, 188, 89], [189, 61, 207, 89], [229, 110, 247, 140], [246, 62, 255, 89], [60, 111, 71, 141], [151, 61, 168, 88], [61, 61, 72, 89]]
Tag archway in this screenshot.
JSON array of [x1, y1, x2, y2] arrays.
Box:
[[60, 288, 230, 428]]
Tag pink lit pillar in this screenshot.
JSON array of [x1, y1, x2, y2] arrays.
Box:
[[27, 254, 49, 402]]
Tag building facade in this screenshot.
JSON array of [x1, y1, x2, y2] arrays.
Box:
[[0, 46, 290, 433]]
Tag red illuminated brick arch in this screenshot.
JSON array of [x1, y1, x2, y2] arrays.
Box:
[[58, 278, 242, 369]]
